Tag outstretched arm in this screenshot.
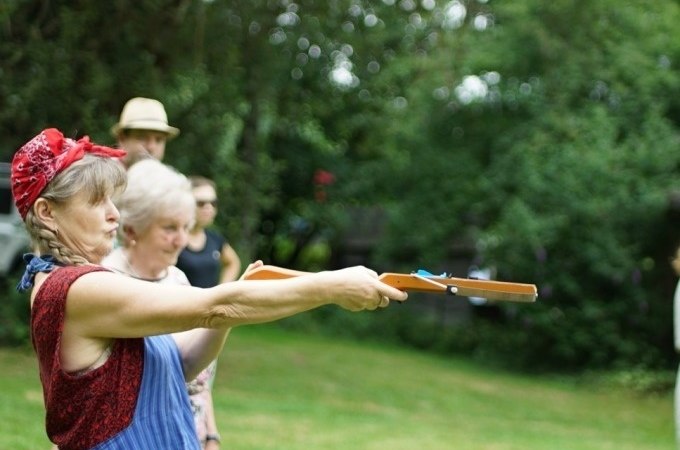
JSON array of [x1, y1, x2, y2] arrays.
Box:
[[66, 266, 405, 335], [60, 263, 406, 374]]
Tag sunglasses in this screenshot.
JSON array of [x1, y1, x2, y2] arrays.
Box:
[[196, 199, 218, 208]]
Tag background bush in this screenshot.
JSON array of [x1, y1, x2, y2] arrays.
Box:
[[1, 0, 680, 373]]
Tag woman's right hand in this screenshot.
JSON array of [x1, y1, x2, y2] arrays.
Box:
[[315, 266, 408, 311]]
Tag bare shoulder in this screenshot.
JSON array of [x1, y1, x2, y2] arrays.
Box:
[[66, 270, 147, 309], [63, 269, 207, 339]]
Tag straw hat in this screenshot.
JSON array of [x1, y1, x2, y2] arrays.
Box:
[[110, 97, 180, 138]]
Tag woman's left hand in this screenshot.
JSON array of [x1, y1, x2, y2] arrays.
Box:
[[239, 260, 264, 281]]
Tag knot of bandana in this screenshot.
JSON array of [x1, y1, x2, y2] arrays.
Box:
[[11, 128, 127, 219], [17, 253, 61, 292]]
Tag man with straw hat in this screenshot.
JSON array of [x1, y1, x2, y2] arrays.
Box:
[[111, 97, 180, 167]]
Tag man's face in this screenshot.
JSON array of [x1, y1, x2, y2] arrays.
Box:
[[118, 129, 168, 166]]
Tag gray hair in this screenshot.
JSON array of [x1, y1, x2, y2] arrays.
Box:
[[116, 159, 195, 246], [25, 154, 127, 265]]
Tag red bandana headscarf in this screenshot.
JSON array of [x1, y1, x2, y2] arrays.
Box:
[[11, 128, 127, 219]]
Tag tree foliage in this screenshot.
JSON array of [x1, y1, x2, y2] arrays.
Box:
[[376, 0, 680, 370], [1, 0, 680, 371]]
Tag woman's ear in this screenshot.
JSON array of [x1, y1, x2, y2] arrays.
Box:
[[123, 225, 137, 244], [32, 198, 57, 230]]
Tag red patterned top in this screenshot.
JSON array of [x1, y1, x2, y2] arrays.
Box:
[[31, 265, 144, 450]]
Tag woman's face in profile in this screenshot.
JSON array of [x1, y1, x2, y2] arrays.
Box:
[[52, 192, 121, 264]]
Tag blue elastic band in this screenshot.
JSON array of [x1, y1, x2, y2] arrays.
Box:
[[415, 269, 448, 277], [17, 253, 59, 293]]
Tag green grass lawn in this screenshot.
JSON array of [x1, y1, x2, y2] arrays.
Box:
[[0, 325, 673, 449]]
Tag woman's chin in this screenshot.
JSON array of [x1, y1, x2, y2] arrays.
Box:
[[93, 244, 115, 264]]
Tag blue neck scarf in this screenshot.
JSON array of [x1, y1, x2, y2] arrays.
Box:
[[17, 253, 61, 293]]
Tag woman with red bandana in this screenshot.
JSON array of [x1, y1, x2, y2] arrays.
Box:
[[11, 128, 407, 450]]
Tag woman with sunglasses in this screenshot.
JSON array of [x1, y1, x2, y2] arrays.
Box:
[[174, 176, 241, 447], [177, 177, 241, 288]]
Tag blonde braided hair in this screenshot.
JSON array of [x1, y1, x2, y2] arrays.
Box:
[[26, 212, 88, 266]]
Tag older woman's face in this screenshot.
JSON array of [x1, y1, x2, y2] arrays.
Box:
[[134, 209, 193, 269], [52, 191, 120, 264]]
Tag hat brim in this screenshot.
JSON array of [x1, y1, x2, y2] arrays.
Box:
[[111, 121, 180, 139]]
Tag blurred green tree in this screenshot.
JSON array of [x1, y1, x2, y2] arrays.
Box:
[[1, 0, 680, 371], [374, 0, 680, 370]]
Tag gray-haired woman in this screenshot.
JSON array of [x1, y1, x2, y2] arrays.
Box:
[[102, 158, 222, 448]]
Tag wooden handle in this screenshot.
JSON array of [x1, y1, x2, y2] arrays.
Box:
[[243, 265, 537, 303]]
